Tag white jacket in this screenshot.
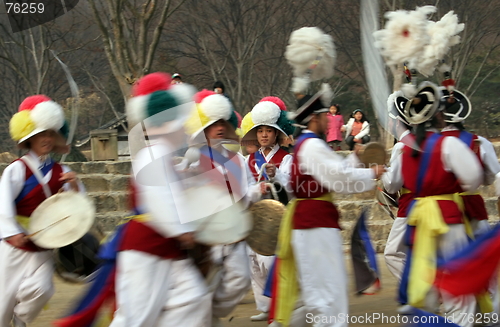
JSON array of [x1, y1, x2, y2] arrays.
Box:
[[343, 118, 370, 139]]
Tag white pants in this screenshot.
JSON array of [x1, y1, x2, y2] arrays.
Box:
[[109, 251, 211, 327], [0, 241, 54, 326], [423, 225, 476, 327], [247, 246, 274, 313], [292, 228, 348, 327], [384, 217, 407, 281], [210, 241, 251, 318]]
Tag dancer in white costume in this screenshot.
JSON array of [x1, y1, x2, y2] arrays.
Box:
[[240, 96, 294, 322], [183, 89, 251, 327], [0, 95, 84, 327], [382, 91, 414, 282], [109, 73, 211, 327]]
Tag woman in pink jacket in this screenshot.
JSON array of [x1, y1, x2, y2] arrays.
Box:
[[326, 104, 344, 150]]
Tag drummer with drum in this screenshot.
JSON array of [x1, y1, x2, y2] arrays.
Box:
[[240, 96, 294, 322], [103, 73, 213, 327], [0, 95, 84, 327], [183, 89, 252, 327]]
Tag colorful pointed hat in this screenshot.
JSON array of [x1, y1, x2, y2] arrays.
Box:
[[184, 89, 238, 143], [9, 95, 69, 153], [126, 72, 196, 134], [241, 96, 294, 144]]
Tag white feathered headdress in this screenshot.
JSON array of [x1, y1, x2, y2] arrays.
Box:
[[417, 11, 464, 76], [285, 27, 336, 94], [373, 6, 435, 69], [374, 6, 464, 77]]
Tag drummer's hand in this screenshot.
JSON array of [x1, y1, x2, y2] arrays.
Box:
[[177, 232, 196, 249], [266, 164, 276, 178], [60, 172, 79, 192], [260, 183, 269, 195], [340, 126, 346, 132], [354, 138, 362, 143], [371, 165, 386, 180], [6, 233, 28, 248]]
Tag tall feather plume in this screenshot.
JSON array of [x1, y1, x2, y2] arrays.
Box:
[[374, 6, 464, 76], [285, 27, 336, 94], [374, 6, 436, 69], [416, 11, 464, 76]]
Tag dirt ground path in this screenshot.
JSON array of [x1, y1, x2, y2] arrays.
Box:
[[30, 254, 422, 326]]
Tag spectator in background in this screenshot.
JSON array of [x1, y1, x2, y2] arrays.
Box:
[[342, 109, 370, 150], [213, 81, 225, 95], [326, 104, 344, 151], [171, 73, 183, 84], [213, 80, 235, 111]]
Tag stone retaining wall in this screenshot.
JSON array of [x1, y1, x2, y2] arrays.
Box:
[[2, 144, 499, 252]]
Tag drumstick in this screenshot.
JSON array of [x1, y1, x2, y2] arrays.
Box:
[[376, 187, 396, 220], [26, 215, 71, 238], [257, 163, 268, 183]]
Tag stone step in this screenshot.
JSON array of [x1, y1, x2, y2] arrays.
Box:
[[87, 191, 128, 213], [94, 211, 131, 233], [65, 161, 131, 175], [340, 219, 393, 254], [0, 161, 132, 176], [80, 174, 129, 192], [336, 199, 394, 222], [483, 197, 500, 216]]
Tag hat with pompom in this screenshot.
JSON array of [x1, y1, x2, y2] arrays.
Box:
[[184, 89, 239, 143], [241, 96, 294, 145], [9, 95, 69, 153], [126, 72, 196, 134]]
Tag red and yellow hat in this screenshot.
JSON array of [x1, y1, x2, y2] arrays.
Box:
[[9, 95, 68, 153]]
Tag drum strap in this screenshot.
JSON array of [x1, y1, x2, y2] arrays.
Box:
[[21, 155, 52, 199]]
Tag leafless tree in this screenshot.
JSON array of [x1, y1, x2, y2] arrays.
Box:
[[87, 0, 186, 102]]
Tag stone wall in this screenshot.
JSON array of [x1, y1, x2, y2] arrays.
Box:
[[1, 145, 499, 252], [0, 161, 132, 233]]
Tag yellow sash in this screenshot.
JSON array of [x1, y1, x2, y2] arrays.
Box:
[[274, 193, 333, 326], [459, 191, 480, 196], [400, 187, 412, 195], [407, 193, 491, 312], [100, 214, 151, 245], [15, 215, 30, 230]]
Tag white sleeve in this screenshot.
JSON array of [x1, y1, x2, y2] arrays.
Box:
[[244, 156, 261, 204], [442, 136, 483, 192], [134, 147, 194, 238], [344, 119, 353, 137], [382, 142, 404, 194], [495, 172, 500, 197], [343, 152, 362, 168], [273, 154, 292, 189], [478, 136, 500, 186], [61, 165, 86, 194], [298, 138, 376, 194], [0, 161, 26, 238]]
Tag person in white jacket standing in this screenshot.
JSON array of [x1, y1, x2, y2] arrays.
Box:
[[341, 109, 370, 150]]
